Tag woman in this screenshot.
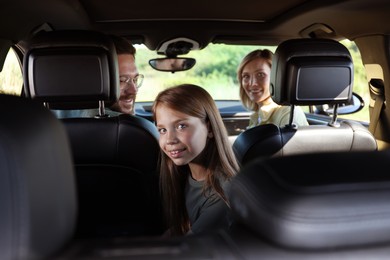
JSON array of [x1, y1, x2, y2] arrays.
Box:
[[152, 84, 240, 237], [238, 49, 309, 128]]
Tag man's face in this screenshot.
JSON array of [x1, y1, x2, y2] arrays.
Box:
[[111, 54, 139, 114]]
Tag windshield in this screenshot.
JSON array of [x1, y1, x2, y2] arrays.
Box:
[[135, 43, 276, 102]]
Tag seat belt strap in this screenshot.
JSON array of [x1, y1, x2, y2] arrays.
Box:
[[368, 95, 384, 134], [368, 78, 385, 135]]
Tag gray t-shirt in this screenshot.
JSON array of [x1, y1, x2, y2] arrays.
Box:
[[185, 174, 232, 235]]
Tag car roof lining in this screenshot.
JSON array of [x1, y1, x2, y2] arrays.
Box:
[[79, 0, 308, 22], [4, 0, 390, 51]]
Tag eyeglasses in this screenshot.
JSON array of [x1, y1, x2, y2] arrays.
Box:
[[119, 74, 144, 88]]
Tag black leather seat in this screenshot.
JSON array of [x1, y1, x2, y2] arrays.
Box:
[[0, 94, 77, 259], [23, 30, 163, 238], [233, 38, 377, 165], [228, 149, 390, 258]]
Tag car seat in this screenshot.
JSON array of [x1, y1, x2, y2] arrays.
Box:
[[228, 149, 390, 258], [0, 94, 76, 259], [23, 30, 164, 238], [233, 38, 377, 165]]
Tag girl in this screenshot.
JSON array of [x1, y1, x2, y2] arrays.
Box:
[[152, 84, 240, 237]]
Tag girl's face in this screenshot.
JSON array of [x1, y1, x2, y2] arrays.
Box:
[[155, 104, 209, 166], [241, 57, 271, 104]]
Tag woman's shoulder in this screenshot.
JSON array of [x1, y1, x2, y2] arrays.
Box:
[[275, 105, 291, 113], [273, 105, 308, 126]]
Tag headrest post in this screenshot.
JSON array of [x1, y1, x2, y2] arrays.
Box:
[[95, 100, 108, 118], [284, 105, 297, 129], [328, 104, 340, 127], [289, 105, 295, 125]]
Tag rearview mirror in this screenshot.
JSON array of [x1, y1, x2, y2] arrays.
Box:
[[149, 57, 196, 72]]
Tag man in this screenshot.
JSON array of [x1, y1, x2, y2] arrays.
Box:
[[109, 35, 143, 115]]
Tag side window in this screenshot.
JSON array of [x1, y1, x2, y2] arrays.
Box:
[[0, 48, 23, 96]]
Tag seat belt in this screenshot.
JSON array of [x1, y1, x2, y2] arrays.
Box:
[[368, 78, 385, 135]]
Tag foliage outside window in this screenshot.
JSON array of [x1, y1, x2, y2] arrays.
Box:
[[0, 48, 23, 95]]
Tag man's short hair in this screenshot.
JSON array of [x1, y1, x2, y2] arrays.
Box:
[[109, 34, 136, 56]]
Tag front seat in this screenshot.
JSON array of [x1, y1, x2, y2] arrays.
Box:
[[0, 94, 76, 260], [233, 38, 377, 165], [23, 30, 163, 238]]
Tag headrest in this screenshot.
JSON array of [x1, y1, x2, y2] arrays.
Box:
[[23, 30, 119, 109], [271, 38, 353, 106], [0, 94, 77, 259], [229, 150, 390, 249]]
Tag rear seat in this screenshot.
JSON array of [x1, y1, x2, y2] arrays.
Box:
[[0, 94, 77, 259], [227, 149, 390, 258], [23, 30, 164, 238]]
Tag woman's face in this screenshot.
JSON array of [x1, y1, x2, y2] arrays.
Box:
[[155, 104, 209, 166], [241, 57, 271, 104]]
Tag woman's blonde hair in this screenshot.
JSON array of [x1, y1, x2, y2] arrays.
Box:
[[237, 49, 273, 111], [152, 84, 240, 236]]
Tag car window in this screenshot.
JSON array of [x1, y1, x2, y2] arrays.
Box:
[[0, 48, 23, 96]]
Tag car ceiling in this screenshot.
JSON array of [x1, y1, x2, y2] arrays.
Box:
[[1, 0, 390, 51]]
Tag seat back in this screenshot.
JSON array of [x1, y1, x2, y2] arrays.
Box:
[[0, 94, 76, 259], [228, 150, 390, 256], [23, 30, 163, 238], [63, 115, 162, 237], [233, 38, 377, 165]]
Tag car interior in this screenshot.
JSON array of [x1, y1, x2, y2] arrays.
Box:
[[2, 0, 390, 259]]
